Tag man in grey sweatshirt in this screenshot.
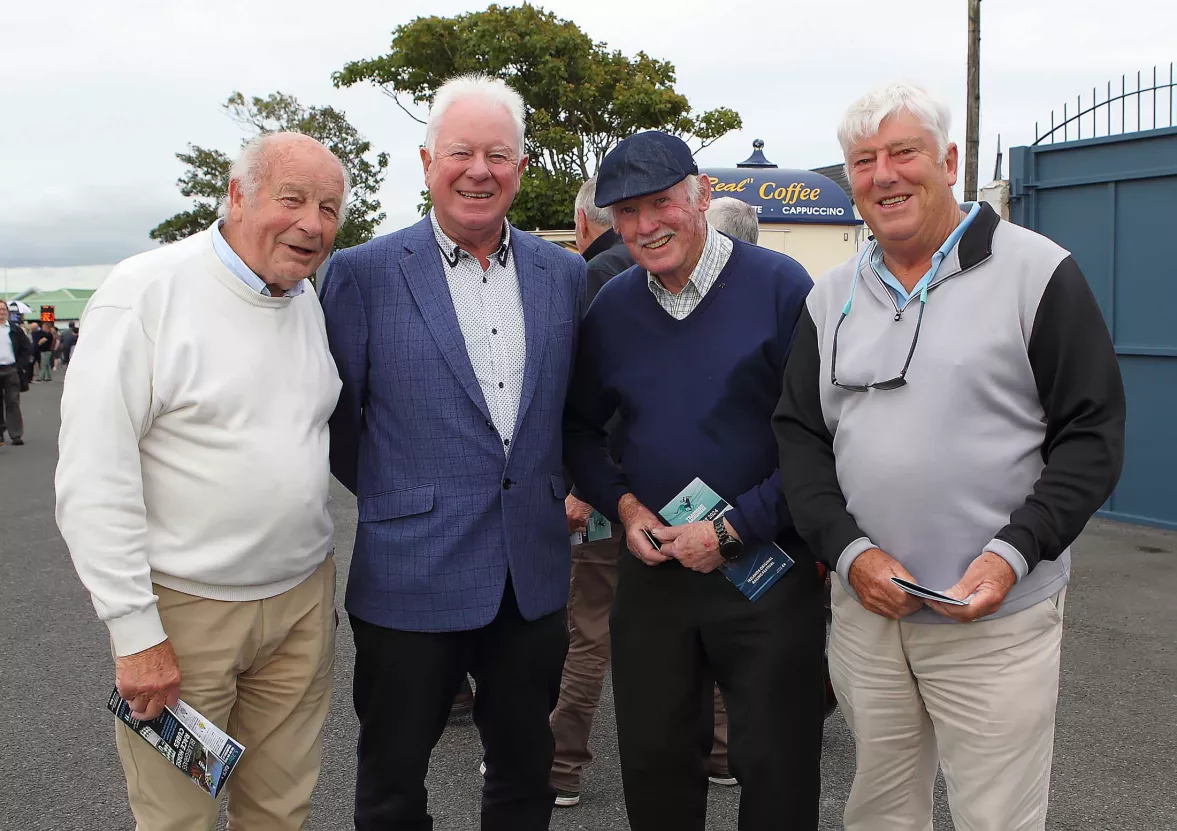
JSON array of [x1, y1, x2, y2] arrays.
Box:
[[773, 83, 1125, 831]]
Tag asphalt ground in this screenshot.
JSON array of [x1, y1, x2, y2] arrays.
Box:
[[1, 378, 1173, 830]]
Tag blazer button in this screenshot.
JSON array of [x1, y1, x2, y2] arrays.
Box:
[[502, 478, 513, 490], [486, 420, 494, 430]]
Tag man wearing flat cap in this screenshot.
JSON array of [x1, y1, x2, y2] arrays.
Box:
[[564, 131, 825, 830]]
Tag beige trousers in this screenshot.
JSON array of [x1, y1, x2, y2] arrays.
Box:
[[116, 557, 336, 831], [829, 579, 1066, 831]]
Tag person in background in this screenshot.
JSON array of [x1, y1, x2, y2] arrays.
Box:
[[0, 303, 31, 447], [574, 176, 636, 306], [60, 322, 78, 367], [706, 197, 760, 245], [564, 131, 824, 831], [25, 321, 40, 381], [57, 131, 346, 831], [320, 73, 585, 831], [35, 323, 54, 382], [773, 82, 1125, 831], [547, 176, 639, 808], [52, 326, 65, 371]]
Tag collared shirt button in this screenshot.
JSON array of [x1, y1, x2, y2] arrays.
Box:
[[491, 328, 497, 335], [498, 381, 504, 388], [503, 439, 510, 447]]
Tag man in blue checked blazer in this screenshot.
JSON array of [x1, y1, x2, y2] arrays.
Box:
[[320, 73, 585, 831]]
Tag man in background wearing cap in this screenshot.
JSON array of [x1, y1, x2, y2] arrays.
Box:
[[564, 131, 825, 830], [548, 176, 632, 808]]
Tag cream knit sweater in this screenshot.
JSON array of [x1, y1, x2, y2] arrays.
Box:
[[56, 231, 342, 657]]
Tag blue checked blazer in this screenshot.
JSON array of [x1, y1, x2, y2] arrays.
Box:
[[320, 216, 586, 631]]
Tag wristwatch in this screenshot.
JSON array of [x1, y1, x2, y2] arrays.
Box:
[[713, 517, 744, 561]]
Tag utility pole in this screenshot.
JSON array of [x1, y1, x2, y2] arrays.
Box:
[[965, 0, 982, 201]]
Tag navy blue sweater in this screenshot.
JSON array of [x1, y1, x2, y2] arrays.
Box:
[[563, 239, 813, 548]]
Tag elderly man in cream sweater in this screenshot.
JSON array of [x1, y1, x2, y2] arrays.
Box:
[[56, 132, 346, 831]]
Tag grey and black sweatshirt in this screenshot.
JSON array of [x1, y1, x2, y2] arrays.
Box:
[[772, 203, 1125, 622]]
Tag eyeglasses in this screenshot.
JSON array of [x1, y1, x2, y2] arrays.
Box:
[[830, 244, 927, 392]]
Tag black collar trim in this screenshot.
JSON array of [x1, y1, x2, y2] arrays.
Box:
[[437, 222, 512, 268], [956, 202, 1000, 270]]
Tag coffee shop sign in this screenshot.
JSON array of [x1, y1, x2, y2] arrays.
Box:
[[701, 168, 858, 224], [708, 176, 825, 204]]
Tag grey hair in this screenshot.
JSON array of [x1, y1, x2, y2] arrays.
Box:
[[574, 177, 611, 227], [217, 132, 352, 220], [837, 82, 952, 169], [424, 73, 526, 156], [604, 173, 706, 223], [707, 197, 759, 245]]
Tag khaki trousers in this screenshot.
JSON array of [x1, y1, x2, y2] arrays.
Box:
[[829, 579, 1066, 831], [116, 557, 336, 831], [550, 535, 730, 791]]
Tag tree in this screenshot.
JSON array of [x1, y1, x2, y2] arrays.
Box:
[[150, 92, 389, 250], [334, 4, 741, 230]]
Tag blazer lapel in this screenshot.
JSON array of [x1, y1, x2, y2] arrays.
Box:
[[398, 219, 492, 423], [512, 230, 551, 442]]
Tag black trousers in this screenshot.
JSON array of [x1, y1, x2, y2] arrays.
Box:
[[350, 576, 569, 831], [611, 549, 826, 831], [0, 365, 21, 440]]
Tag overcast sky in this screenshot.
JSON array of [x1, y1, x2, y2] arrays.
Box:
[[3, 0, 1175, 279]]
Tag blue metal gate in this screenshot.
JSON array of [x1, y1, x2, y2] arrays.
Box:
[[1010, 67, 1177, 529]]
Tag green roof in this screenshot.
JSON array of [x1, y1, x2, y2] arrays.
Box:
[[4, 288, 96, 321]]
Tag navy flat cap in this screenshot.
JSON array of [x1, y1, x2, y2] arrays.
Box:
[[594, 131, 699, 208]]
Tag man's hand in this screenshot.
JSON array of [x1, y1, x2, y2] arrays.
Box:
[[926, 551, 1017, 622], [116, 640, 182, 721], [617, 493, 674, 566], [655, 519, 732, 574], [565, 494, 594, 534], [847, 548, 925, 620]]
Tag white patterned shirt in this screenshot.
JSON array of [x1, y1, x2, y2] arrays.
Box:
[[647, 225, 734, 320], [430, 211, 527, 452]]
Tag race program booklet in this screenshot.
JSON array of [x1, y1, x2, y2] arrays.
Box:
[[571, 510, 613, 545], [108, 689, 245, 799], [890, 577, 971, 606], [657, 478, 794, 602]]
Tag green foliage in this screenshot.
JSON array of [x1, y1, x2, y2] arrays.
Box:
[[334, 4, 741, 230], [150, 92, 389, 249]]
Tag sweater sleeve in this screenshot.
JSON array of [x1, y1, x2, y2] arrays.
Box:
[[988, 256, 1126, 576], [563, 305, 628, 522], [319, 253, 368, 496], [55, 305, 166, 657], [725, 270, 811, 546], [724, 469, 793, 547], [772, 307, 873, 570]]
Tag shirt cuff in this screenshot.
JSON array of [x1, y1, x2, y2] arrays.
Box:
[[106, 606, 168, 658], [722, 508, 754, 546], [983, 538, 1029, 582], [835, 536, 876, 583]]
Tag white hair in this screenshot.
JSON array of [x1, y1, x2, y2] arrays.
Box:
[[424, 73, 526, 156], [574, 177, 611, 227], [217, 132, 352, 220], [837, 82, 952, 168], [707, 197, 759, 245]]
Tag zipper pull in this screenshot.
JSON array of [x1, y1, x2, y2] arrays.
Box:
[[894, 311, 902, 321]]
